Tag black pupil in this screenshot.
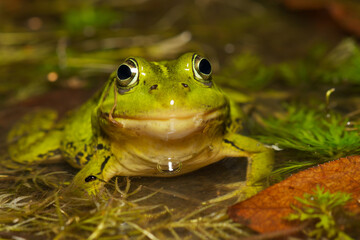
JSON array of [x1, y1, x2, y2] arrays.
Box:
[[117, 64, 132, 80], [199, 59, 211, 75]]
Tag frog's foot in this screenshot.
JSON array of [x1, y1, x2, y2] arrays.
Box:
[[64, 180, 108, 201], [65, 172, 108, 199], [65, 156, 116, 199], [203, 182, 265, 205]]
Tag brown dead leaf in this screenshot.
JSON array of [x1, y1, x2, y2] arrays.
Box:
[[282, 0, 360, 37], [228, 155, 360, 233], [329, 3, 360, 37], [283, 0, 328, 9]]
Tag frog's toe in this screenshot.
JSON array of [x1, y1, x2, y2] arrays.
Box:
[[64, 176, 106, 199], [203, 182, 265, 205], [64, 184, 105, 200]]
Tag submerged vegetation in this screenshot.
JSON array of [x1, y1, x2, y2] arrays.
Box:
[[217, 53, 274, 90], [288, 186, 354, 239], [0, 164, 248, 239], [218, 38, 360, 92], [254, 103, 360, 177], [315, 38, 360, 85], [234, 39, 360, 178], [257, 104, 360, 158]]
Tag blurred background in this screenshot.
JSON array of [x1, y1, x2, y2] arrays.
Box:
[[1, 0, 358, 113]]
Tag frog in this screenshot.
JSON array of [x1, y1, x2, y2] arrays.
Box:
[[6, 52, 273, 200]]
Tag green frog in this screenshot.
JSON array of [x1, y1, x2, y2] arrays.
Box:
[[7, 53, 273, 199]]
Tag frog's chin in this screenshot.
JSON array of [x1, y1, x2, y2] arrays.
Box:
[[103, 107, 226, 140]]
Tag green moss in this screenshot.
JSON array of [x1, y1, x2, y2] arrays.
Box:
[[254, 104, 360, 177], [257, 104, 360, 159]]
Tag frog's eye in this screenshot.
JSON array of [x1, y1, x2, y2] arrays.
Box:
[[116, 58, 139, 87], [193, 54, 212, 82]]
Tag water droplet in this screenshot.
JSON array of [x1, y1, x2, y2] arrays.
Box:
[[157, 157, 182, 174]]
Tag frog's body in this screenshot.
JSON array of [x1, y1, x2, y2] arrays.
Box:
[[7, 53, 273, 198]]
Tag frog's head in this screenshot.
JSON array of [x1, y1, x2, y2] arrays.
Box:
[[97, 52, 229, 141]]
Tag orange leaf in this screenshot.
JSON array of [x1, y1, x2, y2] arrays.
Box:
[[282, 0, 360, 37], [228, 155, 360, 233], [283, 0, 327, 9], [329, 3, 360, 37]]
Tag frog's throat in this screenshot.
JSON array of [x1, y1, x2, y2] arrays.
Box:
[[124, 146, 210, 176], [100, 105, 227, 140]]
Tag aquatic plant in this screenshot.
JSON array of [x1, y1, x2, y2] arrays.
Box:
[[257, 104, 360, 159], [288, 186, 353, 239], [315, 38, 360, 85], [0, 161, 248, 239], [217, 53, 274, 90]]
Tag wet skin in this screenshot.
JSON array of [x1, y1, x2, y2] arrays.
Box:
[[7, 53, 273, 198]]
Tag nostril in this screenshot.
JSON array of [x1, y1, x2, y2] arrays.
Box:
[[181, 83, 189, 88], [150, 84, 158, 90]]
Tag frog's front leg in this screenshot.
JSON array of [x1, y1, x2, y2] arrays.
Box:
[[68, 142, 119, 197], [209, 134, 274, 203]]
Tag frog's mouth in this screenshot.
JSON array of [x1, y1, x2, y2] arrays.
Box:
[[100, 105, 227, 140]]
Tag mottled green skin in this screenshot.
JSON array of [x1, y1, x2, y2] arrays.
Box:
[[7, 53, 273, 198]]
